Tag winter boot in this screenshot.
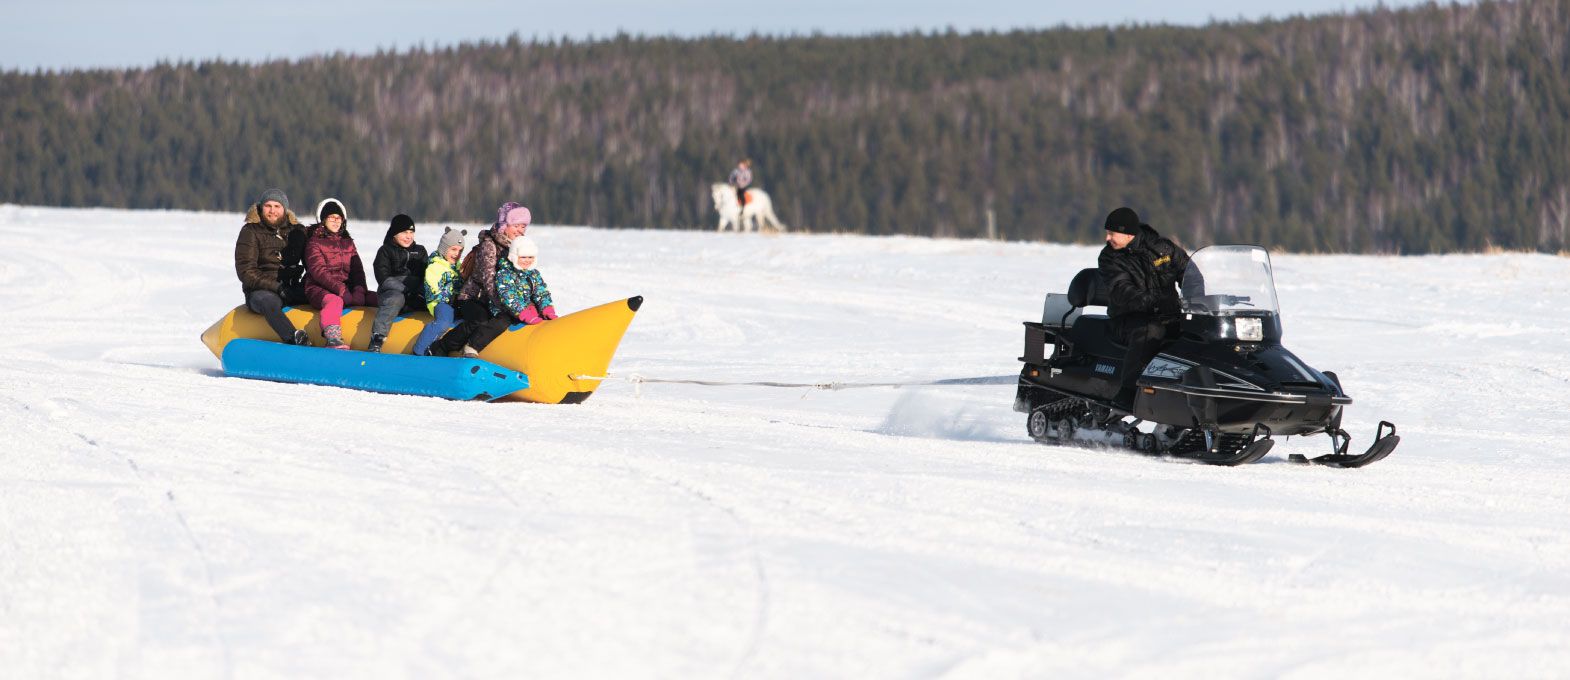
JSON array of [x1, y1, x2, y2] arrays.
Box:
[[323, 324, 348, 349], [367, 334, 386, 353], [291, 329, 310, 346]]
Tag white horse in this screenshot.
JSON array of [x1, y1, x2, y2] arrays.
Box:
[[712, 182, 787, 233]]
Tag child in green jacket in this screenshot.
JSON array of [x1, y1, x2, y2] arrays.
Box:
[[413, 227, 466, 356]]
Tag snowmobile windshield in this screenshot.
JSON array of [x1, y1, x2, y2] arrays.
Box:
[[1179, 246, 1281, 316]]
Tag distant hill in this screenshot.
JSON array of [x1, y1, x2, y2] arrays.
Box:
[[2, 0, 1566, 253]]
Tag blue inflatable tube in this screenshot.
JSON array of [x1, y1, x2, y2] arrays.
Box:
[[221, 339, 530, 401]]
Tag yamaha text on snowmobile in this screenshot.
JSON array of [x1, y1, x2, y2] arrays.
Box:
[[1014, 245, 1399, 467]]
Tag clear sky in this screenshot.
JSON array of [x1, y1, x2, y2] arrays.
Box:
[[2, 0, 1441, 72]]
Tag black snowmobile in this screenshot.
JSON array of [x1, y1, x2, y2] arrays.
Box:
[[1014, 245, 1399, 467]]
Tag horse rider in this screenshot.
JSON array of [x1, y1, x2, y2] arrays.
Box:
[[729, 158, 753, 207]]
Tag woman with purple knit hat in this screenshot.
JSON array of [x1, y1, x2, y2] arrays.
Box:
[[425, 201, 530, 357]]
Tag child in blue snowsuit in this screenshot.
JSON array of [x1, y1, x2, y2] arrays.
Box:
[[491, 236, 557, 325]]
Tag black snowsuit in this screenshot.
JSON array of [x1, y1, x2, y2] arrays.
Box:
[[1097, 224, 1190, 402]]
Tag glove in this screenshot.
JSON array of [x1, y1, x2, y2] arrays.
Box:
[[518, 307, 544, 325], [1136, 291, 1159, 314], [541, 305, 558, 320], [1157, 296, 1182, 317]]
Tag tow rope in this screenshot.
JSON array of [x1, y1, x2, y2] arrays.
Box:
[[569, 373, 1016, 397]]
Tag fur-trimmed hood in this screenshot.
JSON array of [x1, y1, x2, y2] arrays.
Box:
[[307, 198, 354, 240], [244, 203, 302, 227], [315, 197, 349, 226]]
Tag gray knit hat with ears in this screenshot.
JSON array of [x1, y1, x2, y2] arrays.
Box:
[[257, 187, 289, 211], [437, 227, 467, 254]]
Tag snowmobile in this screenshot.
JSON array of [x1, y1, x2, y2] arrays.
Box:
[[1014, 245, 1399, 467]]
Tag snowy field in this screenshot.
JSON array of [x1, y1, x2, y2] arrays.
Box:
[[2, 204, 1569, 678]]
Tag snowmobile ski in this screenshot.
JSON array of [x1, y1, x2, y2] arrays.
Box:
[[1288, 421, 1400, 469]]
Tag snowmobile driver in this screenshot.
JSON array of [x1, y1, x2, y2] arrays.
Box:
[[1097, 206, 1190, 410]]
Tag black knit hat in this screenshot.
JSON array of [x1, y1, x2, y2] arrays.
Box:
[[1103, 207, 1141, 235], [319, 200, 345, 222], [385, 214, 417, 245]]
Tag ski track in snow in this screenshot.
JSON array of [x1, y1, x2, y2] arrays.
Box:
[[2, 204, 1570, 677]]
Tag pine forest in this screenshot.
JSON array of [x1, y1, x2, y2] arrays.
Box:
[[2, 0, 1567, 253]]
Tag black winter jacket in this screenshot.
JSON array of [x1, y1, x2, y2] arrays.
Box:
[[1097, 224, 1190, 321], [373, 226, 429, 302]]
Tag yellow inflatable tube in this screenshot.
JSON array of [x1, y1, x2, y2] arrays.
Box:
[[200, 296, 642, 404]]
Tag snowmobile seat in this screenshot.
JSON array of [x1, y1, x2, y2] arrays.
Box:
[[1063, 269, 1125, 354], [1067, 315, 1125, 355], [1067, 268, 1109, 308]]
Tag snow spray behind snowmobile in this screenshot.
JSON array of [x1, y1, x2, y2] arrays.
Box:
[[1014, 245, 1399, 467]]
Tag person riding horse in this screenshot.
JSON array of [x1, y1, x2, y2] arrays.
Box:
[[729, 159, 753, 207]]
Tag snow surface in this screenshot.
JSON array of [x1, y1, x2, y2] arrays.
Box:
[[2, 204, 1569, 678]]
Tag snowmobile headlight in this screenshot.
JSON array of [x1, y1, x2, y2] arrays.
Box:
[[1234, 317, 1264, 342]]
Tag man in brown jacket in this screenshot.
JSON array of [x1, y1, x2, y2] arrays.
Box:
[[234, 187, 310, 344]]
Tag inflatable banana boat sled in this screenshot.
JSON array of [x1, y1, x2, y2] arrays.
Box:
[[201, 296, 642, 404], [223, 339, 529, 401]]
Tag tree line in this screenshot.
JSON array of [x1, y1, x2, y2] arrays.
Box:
[[1, 0, 1567, 253]]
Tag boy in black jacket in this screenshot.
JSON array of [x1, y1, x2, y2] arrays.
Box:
[[369, 214, 429, 352]]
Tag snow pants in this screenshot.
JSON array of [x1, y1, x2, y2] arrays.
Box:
[[373, 277, 423, 338], [310, 288, 378, 328], [412, 302, 456, 356], [429, 300, 511, 355], [245, 285, 306, 343], [1112, 314, 1180, 397]]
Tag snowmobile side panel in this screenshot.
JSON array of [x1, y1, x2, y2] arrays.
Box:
[[1148, 383, 1353, 405]]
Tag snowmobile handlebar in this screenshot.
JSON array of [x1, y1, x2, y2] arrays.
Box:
[[1182, 294, 1254, 314]]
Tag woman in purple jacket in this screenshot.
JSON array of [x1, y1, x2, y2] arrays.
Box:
[[304, 198, 378, 349]]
